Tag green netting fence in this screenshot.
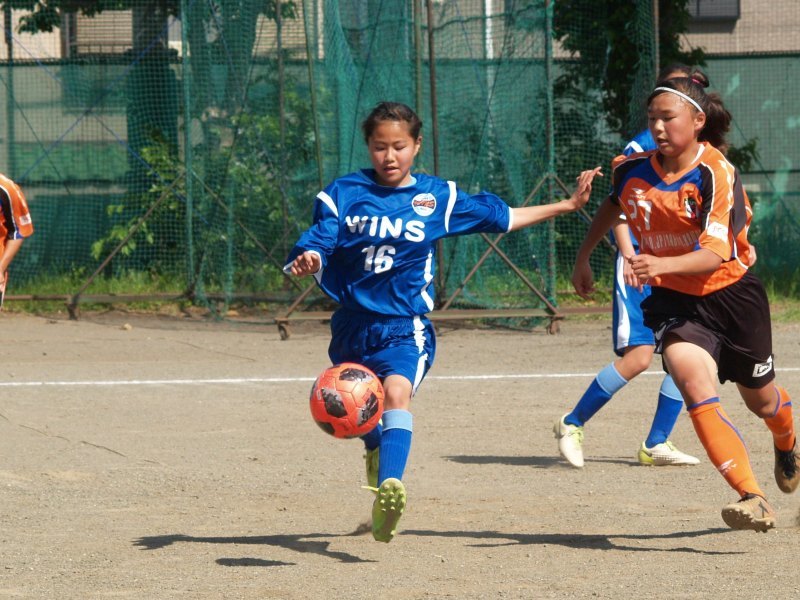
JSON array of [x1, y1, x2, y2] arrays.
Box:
[[1, 1, 797, 322]]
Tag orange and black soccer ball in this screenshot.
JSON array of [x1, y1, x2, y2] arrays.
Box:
[[309, 363, 384, 438]]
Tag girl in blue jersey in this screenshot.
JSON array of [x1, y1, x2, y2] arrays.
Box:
[[555, 66, 707, 469], [285, 101, 602, 542]]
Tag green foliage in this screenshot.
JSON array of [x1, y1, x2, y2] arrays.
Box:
[[262, 0, 297, 21], [748, 193, 800, 298], [7, 0, 293, 35], [5, 268, 186, 313], [727, 136, 760, 173], [89, 62, 316, 292], [761, 273, 800, 322], [7, 1, 176, 34], [90, 134, 184, 268], [655, 1, 706, 72], [548, 1, 708, 281], [9, 0, 312, 294], [553, 0, 705, 139]]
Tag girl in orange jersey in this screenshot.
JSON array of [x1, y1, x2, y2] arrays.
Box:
[[0, 173, 34, 307], [572, 77, 798, 531], [554, 65, 705, 470]]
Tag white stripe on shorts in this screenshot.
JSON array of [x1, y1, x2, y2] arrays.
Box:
[[412, 316, 428, 395], [614, 252, 631, 351]]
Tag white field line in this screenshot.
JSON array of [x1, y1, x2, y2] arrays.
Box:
[[0, 368, 798, 387]]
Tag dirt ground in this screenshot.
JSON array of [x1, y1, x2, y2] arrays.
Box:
[[0, 310, 798, 599]]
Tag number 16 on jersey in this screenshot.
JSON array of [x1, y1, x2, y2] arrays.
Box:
[[362, 244, 396, 273]]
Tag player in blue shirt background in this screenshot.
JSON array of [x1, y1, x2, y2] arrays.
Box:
[[285, 101, 602, 542], [554, 65, 707, 468]]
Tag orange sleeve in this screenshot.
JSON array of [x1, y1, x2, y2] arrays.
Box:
[[0, 175, 33, 239], [696, 155, 736, 261]]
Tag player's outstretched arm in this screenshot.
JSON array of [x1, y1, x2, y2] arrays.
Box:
[[571, 197, 622, 299], [509, 167, 602, 231], [286, 250, 322, 276]]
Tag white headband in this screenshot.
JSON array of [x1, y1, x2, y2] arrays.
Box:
[[653, 87, 705, 114]]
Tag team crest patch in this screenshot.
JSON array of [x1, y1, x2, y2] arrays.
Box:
[[679, 184, 700, 220], [683, 198, 697, 219], [683, 197, 698, 219], [411, 193, 436, 216]]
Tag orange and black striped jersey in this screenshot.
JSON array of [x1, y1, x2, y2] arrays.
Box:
[[610, 142, 752, 296], [0, 173, 33, 254]]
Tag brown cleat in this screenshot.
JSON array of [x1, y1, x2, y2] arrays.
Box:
[[774, 443, 800, 493], [721, 493, 776, 532]]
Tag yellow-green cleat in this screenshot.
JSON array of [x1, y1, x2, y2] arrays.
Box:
[[371, 478, 406, 543], [637, 440, 700, 466], [365, 447, 380, 489]]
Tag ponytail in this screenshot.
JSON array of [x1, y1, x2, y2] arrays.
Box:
[[699, 91, 732, 155]]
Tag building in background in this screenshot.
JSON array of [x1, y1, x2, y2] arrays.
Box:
[[682, 0, 799, 201], [684, 0, 796, 54]]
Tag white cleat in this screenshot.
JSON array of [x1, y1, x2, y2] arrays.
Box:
[[638, 440, 700, 466], [554, 414, 585, 467]]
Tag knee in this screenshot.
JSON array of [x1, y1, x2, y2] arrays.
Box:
[[383, 381, 412, 411], [674, 378, 715, 406], [746, 393, 776, 419], [626, 354, 652, 376], [750, 405, 774, 419], [619, 347, 653, 377]]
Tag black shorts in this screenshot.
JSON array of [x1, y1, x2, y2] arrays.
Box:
[[641, 271, 775, 388]]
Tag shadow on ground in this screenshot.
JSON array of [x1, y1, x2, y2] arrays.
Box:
[[445, 454, 636, 468], [133, 531, 377, 565], [405, 527, 741, 555]]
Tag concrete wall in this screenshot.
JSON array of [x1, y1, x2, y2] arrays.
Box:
[[0, 10, 61, 60], [684, 1, 800, 54]]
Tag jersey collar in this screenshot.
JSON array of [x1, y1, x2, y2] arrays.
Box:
[[359, 169, 418, 189], [649, 142, 709, 184]]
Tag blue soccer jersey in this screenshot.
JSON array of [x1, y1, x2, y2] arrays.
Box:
[[285, 169, 512, 316], [623, 129, 657, 156]]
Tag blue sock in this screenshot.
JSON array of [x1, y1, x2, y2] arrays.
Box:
[[565, 363, 627, 427], [361, 422, 382, 451], [645, 375, 684, 447], [378, 409, 412, 485]]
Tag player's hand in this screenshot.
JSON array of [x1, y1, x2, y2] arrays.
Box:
[[628, 253, 662, 283], [622, 255, 643, 291], [289, 251, 321, 276], [748, 244, 757, 267], [571, 259, 596, 299], [567, 167, 603, 211]]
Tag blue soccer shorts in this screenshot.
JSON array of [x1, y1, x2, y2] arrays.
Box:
[[328, 308, 436, 395], [612, 251, 656, 356]]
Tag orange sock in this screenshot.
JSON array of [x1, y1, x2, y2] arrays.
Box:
[[764, 385, 796, 452], [689, 398, 764, 498]]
